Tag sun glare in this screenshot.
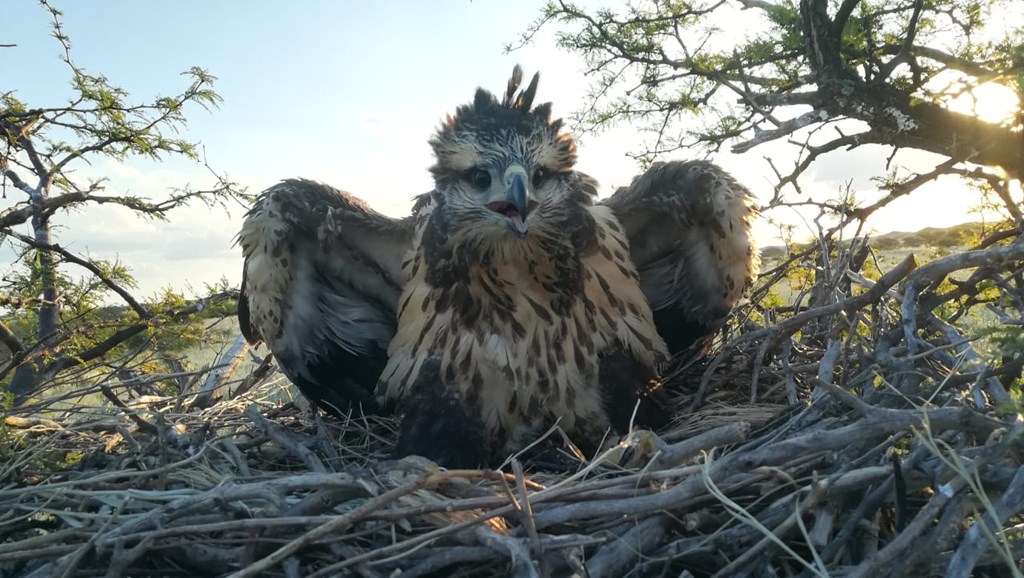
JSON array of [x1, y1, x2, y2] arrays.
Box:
[[946, 81, 1021, 125]]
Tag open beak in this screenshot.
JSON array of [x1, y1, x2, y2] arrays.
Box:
[[485, 165, 530, 237]]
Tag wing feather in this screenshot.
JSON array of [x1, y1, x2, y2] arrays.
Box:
[[237, 179, 417, 415], [600, 160, 760, 355], [583, 207, 673, 435]]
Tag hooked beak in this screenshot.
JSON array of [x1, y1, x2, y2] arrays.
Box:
[[485, 165, 530, 237]]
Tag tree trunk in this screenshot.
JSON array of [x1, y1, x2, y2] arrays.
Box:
[[12, 185, 61, 404], [30, 189, 59, 341]]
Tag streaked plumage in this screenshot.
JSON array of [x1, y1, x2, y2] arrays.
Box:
[[605, 160, 760, 356], [237, 66, 759, 466], [237, 181, 415, 414]]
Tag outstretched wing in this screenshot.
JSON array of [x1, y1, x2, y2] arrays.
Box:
[[601, 160, 760, 356], [237, 179, 417, 415]]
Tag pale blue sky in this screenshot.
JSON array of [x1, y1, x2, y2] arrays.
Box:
[[2, 1, 1013, 297], [4, 0, 596, 205], [4, 1, 616, 295]]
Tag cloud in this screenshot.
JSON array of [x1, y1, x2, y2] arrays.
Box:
[[1, 158, 246, 298]]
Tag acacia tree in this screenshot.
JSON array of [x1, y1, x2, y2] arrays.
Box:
[[524, 0, 1022, 227], [525, 0, 1024, 398], [1, 3, 247, 403]]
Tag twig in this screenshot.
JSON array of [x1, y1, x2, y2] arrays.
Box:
[[512, 459, 545, 576], [395, 546, 496, 578], [229, 470, 511, 578], [691, 253, 917, 411], [652, 421, 751, 469], [243, 404, 326, 473], [847, 476, 969, 578], [99, 385, 158, 434], [585, 515, 668, 578], [945, 466, 1024, 578]]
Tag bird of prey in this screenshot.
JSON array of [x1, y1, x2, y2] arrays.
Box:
[[237, 66, 759, 467]]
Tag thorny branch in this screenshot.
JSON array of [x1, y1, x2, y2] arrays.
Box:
[[2, 228, 151, 319], [1, 3, 249, 402], [524, 0, 1024, 233], [0, 291, 237, 397]]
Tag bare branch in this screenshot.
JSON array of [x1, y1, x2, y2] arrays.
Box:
[[832, 0, 862, 35], [945, 466, 1024, 578], [1, 167, 37, 196], [0, 118, 50, 187], [733, 109, 831, 153], [0, 320, 24, 354], [876, 0, 925, 80], [2, 228, 151, 319]]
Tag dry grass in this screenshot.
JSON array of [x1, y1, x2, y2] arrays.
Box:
[[2, 230, 1023, 578]]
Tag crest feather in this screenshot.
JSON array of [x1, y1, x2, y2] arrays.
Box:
[[502, 65, 540, 111], [430, 65, 575, 179]]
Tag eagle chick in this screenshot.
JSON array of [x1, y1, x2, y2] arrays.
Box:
[[236, 67, 760, 468], [378, 67, 671, 467]]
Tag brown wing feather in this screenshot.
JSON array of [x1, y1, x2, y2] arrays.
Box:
[[237, 178, 417, 415], [600, 160, 760, 355]]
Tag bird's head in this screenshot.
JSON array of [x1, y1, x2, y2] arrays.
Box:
[[427, 66, 578, 242]]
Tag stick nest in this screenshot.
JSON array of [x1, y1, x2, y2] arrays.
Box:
[[3, 231, 1024, 578]]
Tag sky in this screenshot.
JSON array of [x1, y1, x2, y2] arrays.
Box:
[[1, 1, 1019, 298]]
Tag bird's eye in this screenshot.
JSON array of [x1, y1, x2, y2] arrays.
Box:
[[470, 168, 491, 190], [532, 168, 547, 188]]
